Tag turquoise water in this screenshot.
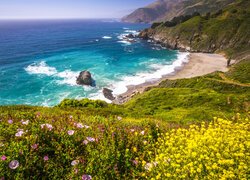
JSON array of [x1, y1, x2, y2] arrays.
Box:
[[0, 20, 188, 106]]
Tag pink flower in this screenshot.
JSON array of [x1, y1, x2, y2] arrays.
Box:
[[41, 124, 53, 131], [31, 144, 38, 150], [74, 168, 79, 174], [132, 159, 138, 166], [1, 155, 7, 161], [67, 130, 75, 135], [86, 137, 95, 142], [71, 160, 79, 166], [69, 115, 73, 119], [83, 140, 88, 145], [43, 155, 49, 161], [9, 160, 19, 169], [8, 119, 13, 124], [140, 131, 145, 135], [82, 175, 92, 180]]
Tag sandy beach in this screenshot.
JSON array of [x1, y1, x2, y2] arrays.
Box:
[[114, 53, 229, 104]]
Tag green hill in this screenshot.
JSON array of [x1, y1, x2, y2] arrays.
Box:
[[139, 0, 250, 59]]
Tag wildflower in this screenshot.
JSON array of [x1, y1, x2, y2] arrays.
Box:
[[21, 120, 29, 125], [145, 163, 153, 171], [8, 119, 13, 124], [69, 115, 73, 119], [141, 131, 145, 135], [83, 140, 88, 145], [31, 144, 38, 150], [130, 129, 135, 132], [1, 155, 7, 161], [41, 124, 53, 131], [132, 160, 138, 166], [71, 160, 79, 166], [117, 116, 122, 121], [67, 130, 75, 135], [15, 129, 24, 137], [86, 137, 95, 142], [43, 155, 49, 161], [84, 125, 90, 129], [74, 168, 79, 174], [82, 175, 92, 180], [133, 147, 137, 152], [36, 112, 41, 117], [9, 160, 19, 169]]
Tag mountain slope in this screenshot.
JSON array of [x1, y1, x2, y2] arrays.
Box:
[[138, 0, 250, 59], [122, 0, 235, 23]]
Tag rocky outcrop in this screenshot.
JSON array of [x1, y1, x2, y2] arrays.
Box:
[[103, 88, 116, 101], [76, 71, 93, 86]]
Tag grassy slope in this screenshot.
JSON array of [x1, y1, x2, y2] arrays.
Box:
[[151, 0, 250, 58]]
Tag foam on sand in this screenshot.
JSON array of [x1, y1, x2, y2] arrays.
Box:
[[111, 52, 190, 95]]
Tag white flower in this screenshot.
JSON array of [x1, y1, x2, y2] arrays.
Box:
[[15, 129, 24, 137], [9, 160, 19, 169], [21, 120, 29, 125], [144, 163, 153, 171], [67, 130, 75, 135], [71, 160, 79, 166], [117, 116, 122, 121], [140, 131, 145, 135], [86, 137, 95, 142], [83, 125, 90, 129]]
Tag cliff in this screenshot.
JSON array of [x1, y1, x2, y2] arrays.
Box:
[[138, 0, 250, 59], [122, 0, 235, 23]]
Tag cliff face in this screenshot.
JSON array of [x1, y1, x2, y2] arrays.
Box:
[[138, 0, 250, 59], [122, 0, 235, 23]]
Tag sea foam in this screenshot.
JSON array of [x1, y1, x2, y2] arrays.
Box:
[[102, 36, 112, 39], [25, 61, 57, 76]]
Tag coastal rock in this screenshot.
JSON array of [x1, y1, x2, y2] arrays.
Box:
[[126, 34, 135, 38], [103, 88, 116, 101], [76, 70, 93, 86]]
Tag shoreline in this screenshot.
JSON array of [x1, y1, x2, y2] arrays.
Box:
[[113, 53, 229, 104]]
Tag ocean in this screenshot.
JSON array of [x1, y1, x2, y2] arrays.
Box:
[[0, 19, 188, 106]]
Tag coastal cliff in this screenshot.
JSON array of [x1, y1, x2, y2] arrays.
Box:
[[138, 0, 250, 60], [122, 0, 235, 23]]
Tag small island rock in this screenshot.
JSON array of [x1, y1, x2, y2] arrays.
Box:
[[76, 70, 93, 86]]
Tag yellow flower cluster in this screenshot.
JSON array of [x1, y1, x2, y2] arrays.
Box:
[[149, 117, 250, 179]]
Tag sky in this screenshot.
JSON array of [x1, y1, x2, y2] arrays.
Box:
[[0, 0, 155, 19]]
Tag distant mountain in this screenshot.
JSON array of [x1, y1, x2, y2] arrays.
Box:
[[138, 0, 250, 60], [122, 0, 235, 23]]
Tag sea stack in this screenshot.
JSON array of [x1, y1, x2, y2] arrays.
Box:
[[76, 70, 93, 86]]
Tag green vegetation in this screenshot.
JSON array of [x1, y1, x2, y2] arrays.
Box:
[[0, 60, 249, 179], [148, 0, 250, 58], [1, 1, 250, 178]]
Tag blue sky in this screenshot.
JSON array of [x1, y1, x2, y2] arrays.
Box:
[[0, 0, 155, 19]]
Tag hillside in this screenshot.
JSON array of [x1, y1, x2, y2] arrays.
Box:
[[122, 0, 235, 23], [139, 0, 250, 59], [0, 55, 249, 179]]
